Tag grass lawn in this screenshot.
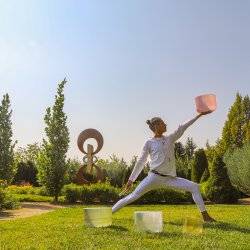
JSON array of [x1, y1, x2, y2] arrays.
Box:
[[0, 204, 249, 250]]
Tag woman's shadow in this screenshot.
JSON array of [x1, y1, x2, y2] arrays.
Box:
[[205, 221, 250, 234], [168, 221, 250, 234], [106, 224, 182, 238], [106, 225, 128, 232]]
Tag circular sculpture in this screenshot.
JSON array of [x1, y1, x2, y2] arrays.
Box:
[[74, 128, 106, 185], [77, 128, 104, 155]]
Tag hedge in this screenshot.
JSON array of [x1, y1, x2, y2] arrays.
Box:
[[63, 182, 193, 204]]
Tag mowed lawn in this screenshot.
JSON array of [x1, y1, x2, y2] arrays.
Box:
[[0, 204, 249, 250]]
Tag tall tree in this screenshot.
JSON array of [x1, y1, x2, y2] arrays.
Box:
[[0, 94, 16, 183], [242, 95, 250, 143], [174, 142, 185, 159], [191, 148, 208, 183], [204, 152, 239, 203], [219, 93, 250, 154], [37, 79, 70, 202], [185, 137, 197, 160]]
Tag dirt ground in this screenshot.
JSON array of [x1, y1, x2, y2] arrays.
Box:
[[0, 202, 67, 221]]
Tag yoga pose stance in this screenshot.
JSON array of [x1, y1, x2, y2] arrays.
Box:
[[112, 112, 216, 222]]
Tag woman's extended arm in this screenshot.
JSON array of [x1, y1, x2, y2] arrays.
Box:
[[169, 114, 202, 142], [128, 141, 149, 182]]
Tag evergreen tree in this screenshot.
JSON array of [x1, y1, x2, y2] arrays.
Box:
[[37, 79, 70, 202], [185, 137, 197, 160], [204, 152, 239, 203], [0, 94, 16, 183], [174, 142, 185, 159], [191, 148, 208, 183], [219, 93, 250, 154], [242, 95, 250, 143], [200, 167, 210, 183]]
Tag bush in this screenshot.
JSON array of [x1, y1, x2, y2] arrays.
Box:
[[0, 187, 20, 210], [224, 142, 250, 195], [63, 182, 120, 204], [6, 185, 50, 196], [131, 182, 192, 204], [12, 194, 53, 202], [63, 184, 82, 203], [63, 181, 193, 204]]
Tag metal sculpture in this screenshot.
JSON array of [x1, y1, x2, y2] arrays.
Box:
[[74, 129, 106, 184]]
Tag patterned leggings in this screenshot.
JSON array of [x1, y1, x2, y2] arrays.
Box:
[[112, 172, 206, 213]]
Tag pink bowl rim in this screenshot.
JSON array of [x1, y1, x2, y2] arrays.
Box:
[[195, 93, 216, 99]]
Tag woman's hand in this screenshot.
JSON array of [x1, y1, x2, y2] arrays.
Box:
[[119, 180, 133, 196], [197, 110, 212, 117]]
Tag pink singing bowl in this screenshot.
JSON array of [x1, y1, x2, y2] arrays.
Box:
[[195, 94, 217, 114]]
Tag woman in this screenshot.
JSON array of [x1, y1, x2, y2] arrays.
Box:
[[112, 111, 216, 222]]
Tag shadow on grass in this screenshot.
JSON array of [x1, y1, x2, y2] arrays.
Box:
[[0, 211, 14, 219], [167, 221, 250, 234], [142, 231, 183, 238], [205, 221, 250, 234], [106, 225, 182, 238], [106, 225, 128, 231]]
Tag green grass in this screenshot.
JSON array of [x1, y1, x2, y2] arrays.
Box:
[[0, 204, 249, 249]]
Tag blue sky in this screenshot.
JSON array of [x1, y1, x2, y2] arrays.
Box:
[[0, 1, 249, 162]]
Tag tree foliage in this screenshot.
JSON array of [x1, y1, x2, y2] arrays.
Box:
[[0, 94, 16, 183], [37, 79, 70, 202]]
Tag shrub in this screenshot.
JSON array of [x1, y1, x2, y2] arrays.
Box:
[[133, 187, 192, 204], [6, 185, 50, 196], [0, 187, 20, 210], [12, 194, 53, 202], [63, 184, 82, 203], [63, 182, 192, 205], [224, 142, 250, 195]]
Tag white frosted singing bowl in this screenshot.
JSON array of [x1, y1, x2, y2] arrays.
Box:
[[134, 211, 163, 233], [83, 207, 112, 227], [195, 94, 217, 114]]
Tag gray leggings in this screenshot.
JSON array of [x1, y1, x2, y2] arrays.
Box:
[[112, 172, 206, 213]]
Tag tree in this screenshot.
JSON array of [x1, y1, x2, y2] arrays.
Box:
[[242, 95, 250, 143], [64, 158, 82, 184], [37, 79, 70, 202], [191, 148, 208, 183], [204, 152, 239, 203], [224, 142, 250, 195], [0, 94, 16, 183], [174, 142, 189, 179], [13, 143, 41, 186], [184, 137, 197, 160], [219, 93, 250, 154], [174, 142, 185, 159]]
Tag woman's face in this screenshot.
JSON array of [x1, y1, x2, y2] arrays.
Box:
[[154, 120, 167, 134]]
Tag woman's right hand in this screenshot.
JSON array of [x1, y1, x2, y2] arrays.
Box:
[[119, 180, 133, 196]]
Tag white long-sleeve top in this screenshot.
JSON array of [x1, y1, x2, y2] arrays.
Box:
[[128, 116, 200, 182]]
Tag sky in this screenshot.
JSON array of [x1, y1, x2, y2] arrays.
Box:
[[0, 1, 249, 162]]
